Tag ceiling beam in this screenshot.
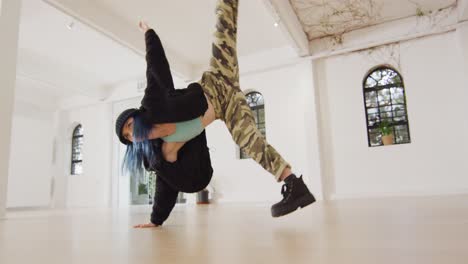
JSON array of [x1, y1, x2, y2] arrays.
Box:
[[42, 0, 196, 82], [460, 0, 468, 22], [262, 0, 310, 56]]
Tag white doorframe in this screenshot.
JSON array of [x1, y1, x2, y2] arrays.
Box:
[[111, 97, 140, 208]]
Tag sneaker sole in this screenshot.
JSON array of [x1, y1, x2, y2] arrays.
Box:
[[271, 193, 316, 218]]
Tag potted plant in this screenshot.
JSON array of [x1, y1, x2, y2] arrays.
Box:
[[379, 120, 394, 145], [197, 188, 210, 204]]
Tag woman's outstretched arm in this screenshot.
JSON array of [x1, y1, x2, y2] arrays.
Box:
[[150, 175, 179, 226], [138, 21, 208, 124], [140, 21, 175, 106]]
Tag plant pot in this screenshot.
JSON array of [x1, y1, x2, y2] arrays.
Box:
[[197, 189, 210, 204], [382, 134, 394, 145]]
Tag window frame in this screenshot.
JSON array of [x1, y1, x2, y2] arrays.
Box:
[[71, 124, 83, 175], [240, 91, 266, 159], [363, 66, 411, 147]]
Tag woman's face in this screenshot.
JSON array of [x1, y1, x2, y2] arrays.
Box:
[[122, 117, 134, 142]]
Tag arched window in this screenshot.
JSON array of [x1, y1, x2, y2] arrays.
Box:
[[71, 124, 84, 175], [363, 66, 411, 147], [240, 91, 266, 159]]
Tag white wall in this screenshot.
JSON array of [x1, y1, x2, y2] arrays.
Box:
[[460, 0, 468, 21], [6, 99, 55, 207], [111, 96, 140, 208], [6, 75, 59, 208], [54, 101, 113, 208], [457, 23, 468, 80], [315, 31, 468, 199], [205, 60, 323, 202], [0, 0, 22, 218]]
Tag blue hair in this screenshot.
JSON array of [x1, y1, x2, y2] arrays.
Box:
[[122, 113, 159, 181]]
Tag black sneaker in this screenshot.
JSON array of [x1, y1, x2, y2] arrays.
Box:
[[271, 175, 316, 217]]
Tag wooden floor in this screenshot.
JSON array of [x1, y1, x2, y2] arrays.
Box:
[[1, 195, 468, 264]]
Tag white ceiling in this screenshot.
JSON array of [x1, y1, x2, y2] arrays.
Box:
[[16, 0, 291, 101], [17, 0, 145, 100], [290, 0, 457, 40], [18, 0, 454, 102], [93, 0, 290, 67]]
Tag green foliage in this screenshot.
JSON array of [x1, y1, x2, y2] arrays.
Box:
[[378, 120, 393, 136], [416, 7, 425, 17], [147, 171, 156, 197], [138, 183, 148, 195]]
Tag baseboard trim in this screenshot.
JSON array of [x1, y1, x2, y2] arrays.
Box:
[[6, 206, 51, 211]]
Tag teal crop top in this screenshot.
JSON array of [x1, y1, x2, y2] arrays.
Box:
[[161, 117, 204, 142]]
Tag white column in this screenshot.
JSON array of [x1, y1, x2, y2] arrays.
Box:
[[0, 0, 22, 218]]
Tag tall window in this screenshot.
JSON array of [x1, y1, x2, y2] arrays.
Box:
[[71, 124, 84, 175], [363, 66, 411, 147], [240, 91, 266, 159]]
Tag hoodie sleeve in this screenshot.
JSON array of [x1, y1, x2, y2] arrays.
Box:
[[141, 29, 175, 104], [139, 29, 208, 124], [150, 174, 179, 226]]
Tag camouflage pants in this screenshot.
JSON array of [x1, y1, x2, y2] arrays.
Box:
[[198, 0, 291, 182]]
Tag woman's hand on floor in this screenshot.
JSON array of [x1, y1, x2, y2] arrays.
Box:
[[133, 223, 159, 228]]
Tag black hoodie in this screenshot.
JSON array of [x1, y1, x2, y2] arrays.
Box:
[[139, 29, 208, 124], [146, 133, 213, 226], [139, 29, 213, 226]]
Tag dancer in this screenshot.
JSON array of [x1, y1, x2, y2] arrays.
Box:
[[115, 0, 315, 228]]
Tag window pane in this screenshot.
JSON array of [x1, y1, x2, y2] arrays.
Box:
[[258, 108, 265, 123], [391, 87, 405, 104], [71, 124, 84, 174], [392, 105, 407, 122], [367, 108, 378, 115], [75, 163, 83, 174], [394, 125, 410, 144], [72, 162, 83, 175], [240, 150, 249, 159], [365, 77, 377, 88], [379, 68, 398, 86], [246, 92, 264, 108], [367, 108, 380, 126], [73, 137, 83, 146], [256, 95, 264, 106], [259, 127, 266, 135], [72, 137, 83, 161], [73, 138, 83, 148], [369, 128, 382, 146], [72, 152, 82, 161], [253, 110, 258, 123], [370, 71, 381, 84], [365, 91, 378, 107], [379, 106, 392, 120], [243, 92, 266, 158], [73, 125, 83, 137], [378, 89, 391, 106]]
